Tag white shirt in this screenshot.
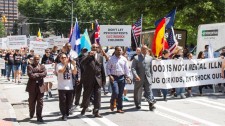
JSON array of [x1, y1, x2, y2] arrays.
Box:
[[68, 49, 78, 59], [56, 63, 74, 90]]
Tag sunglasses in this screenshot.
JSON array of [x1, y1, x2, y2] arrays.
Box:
[[61, 57, 67, 59]]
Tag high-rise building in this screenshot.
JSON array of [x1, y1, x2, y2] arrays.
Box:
[[0, 0, 18, 34]]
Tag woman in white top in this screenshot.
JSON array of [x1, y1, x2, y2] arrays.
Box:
[[56, 53, 77, 121]]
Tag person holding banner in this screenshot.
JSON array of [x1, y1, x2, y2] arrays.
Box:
[[107, 46, 130, 113], [161, 50, 170, 101], [56, 53, 77, 121], [41, 49, 55, 99], [172, 46, 186, 99], [26, 55, 47, 122], [131, 45, 156, 111]]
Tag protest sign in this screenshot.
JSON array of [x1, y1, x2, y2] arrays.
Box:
[[29, 41, 48, 56], [7, 35, 27, 49], [100, 25, 131, 46], [0, 38, 8, 49], [0, 58, 5, 69], [53, 38, 68, 49], [151, 58, 224, 89], [44, 64, 57, 84]]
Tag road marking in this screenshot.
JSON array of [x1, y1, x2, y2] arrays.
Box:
[[188, 100, 225, 111], [198, 99, 225, 107], [154, 104, 221, 126], [74, 112, 101, 126], [97, 117, 119, 126], [122, 102, 193, 125]]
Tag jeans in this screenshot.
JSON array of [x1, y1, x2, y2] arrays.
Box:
[[110, 75, 125, 110], [175, 88, 185, 95], [7, 64, 14, 79], [161, 89, 168, 98], [21, 63, 27, 75]]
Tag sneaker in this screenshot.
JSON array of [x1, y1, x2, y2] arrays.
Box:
[[123, 96, 129, 101], [18, 81, 21, 84], [62, 115, 67, 121]]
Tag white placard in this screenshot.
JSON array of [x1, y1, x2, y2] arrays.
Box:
[[7, 35, 27, 49], [29, 41, 48, 56], [151, 58, 223, 89], [44, 64, 57, 84], [0, 58, 5, 69], [100, 25, 131, 46], [53, 38, 68, 49], [0, 38, 8, 49]]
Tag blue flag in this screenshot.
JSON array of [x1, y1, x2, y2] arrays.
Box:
[[155, 8, 176, 29], [69, 19, 81, 54], [80, 29, 91, 52]]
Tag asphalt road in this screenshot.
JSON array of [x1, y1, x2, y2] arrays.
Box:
[[1, 76, 225, 126]]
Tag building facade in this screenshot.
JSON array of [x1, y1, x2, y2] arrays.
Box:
[[0, 0, 18, 34]]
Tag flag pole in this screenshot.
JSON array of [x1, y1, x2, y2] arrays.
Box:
[[140, 14, 143, 47]]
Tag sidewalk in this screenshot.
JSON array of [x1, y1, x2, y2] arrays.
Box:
[[0, 77, 20, 126]]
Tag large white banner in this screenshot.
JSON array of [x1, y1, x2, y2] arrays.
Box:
[[7, 35, 27, 49], [152, 58, 224, 89], [0, 58, 5, 69], [29, 41, 48, 56], [44, 64, 57, 84], [0, 38, 8, 49], [53, 38, 68, 49], [100, 25, 131, 46]]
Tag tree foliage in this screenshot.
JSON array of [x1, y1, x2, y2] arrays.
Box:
[[0, 21, 6, 37], [19, 0, 225, 45]]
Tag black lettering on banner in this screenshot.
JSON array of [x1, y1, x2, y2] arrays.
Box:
[[152, 77, 160, 83], [212, 73, 222, 79], [162, 78, 165, 83], [153, 65, 157, 72]]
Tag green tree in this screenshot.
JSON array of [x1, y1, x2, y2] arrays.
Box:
[[0, 21, 6, 37]]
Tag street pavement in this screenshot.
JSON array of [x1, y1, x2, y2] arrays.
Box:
[[1, 76, 225, 126]]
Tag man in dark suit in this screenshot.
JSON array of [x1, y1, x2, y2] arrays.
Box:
[[80, 44, 106, 117], [26, 55, 47, 122], [131, 45, 156, 111]]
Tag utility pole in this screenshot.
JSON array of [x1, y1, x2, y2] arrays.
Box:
[[71, 0, 74, 28]]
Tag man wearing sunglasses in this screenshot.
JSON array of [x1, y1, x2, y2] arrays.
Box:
[[80, 44, 106, 117]]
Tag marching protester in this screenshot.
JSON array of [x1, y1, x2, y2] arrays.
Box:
[[56, 53, 77, 121], [51, 46, 59, 60], [41, 49, 55, 99], [131, 45, 156, 110], [80, 44, 106, 117], [5, 50, 14, 82], [26, 55, 47, 122], [218, 48, 225, 93], [27, 49, 35, 65], [0, 50, 7, 77], [65, 43, 78, 60], [106, 46, 130, 113], [21, 49, 28, 76], [13, 49, 22, 83], [172, 46, 186, 99]]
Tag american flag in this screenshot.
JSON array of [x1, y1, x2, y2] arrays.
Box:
[[167, 27, 178, 56], [132, 18, 142, 37], [94, 20, 100, 44]]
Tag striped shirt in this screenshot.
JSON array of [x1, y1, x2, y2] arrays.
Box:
[[106, 55, 130, 77]]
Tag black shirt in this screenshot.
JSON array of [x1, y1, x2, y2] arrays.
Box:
[[13, 54, 22, 65], [41, 54, 54, 64], [5, 53, 14, 65], [27, 54, 34, 65]]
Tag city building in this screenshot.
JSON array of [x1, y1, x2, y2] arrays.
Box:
[[0, 0, 18, 34]]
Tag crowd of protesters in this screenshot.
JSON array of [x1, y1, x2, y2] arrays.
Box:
[[1, 43, 225, 122]]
